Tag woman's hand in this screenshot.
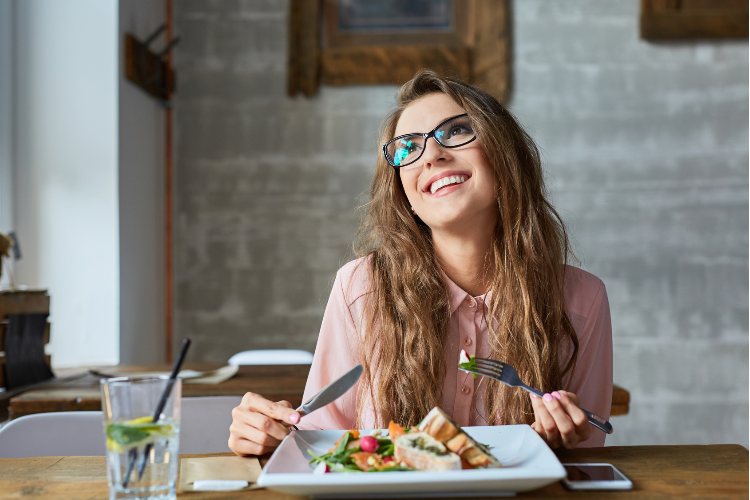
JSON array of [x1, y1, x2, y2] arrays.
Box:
[[530, 390, 590, 450], [229, 392, 302, 456]]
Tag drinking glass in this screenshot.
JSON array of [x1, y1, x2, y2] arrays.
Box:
[[101, 377, 181, 500]]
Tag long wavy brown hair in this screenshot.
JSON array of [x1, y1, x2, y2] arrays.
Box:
[[353, 69, 578, 428]]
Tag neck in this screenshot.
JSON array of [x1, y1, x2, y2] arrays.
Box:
[[432, 223, 495, 297]]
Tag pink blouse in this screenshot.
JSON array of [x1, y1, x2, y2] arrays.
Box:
[[298, 257, 613, 447]]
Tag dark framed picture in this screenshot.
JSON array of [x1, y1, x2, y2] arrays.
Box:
[[288, 0, 510, 102]]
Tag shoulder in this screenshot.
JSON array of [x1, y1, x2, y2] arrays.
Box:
[[336, 256, 373, 307], [563, 265, 606, 320]]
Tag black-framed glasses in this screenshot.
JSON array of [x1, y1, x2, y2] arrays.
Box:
[[382, 113, 477, 168]]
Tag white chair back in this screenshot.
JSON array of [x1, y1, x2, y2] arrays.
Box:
[[180, 396, 242, 454], [0, 411, 105, 458], [228, 349, 313, 365], [0, 397, 243, 457]]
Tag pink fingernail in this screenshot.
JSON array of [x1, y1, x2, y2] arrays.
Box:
[[289, 413, 300, 424], [530, 393, 538, 399], [543, 393, 553, 402], [552, 391, 562, 400]]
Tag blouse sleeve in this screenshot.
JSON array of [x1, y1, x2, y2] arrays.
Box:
[[295, 267, 361, 431], [564, 280, 613, 448]]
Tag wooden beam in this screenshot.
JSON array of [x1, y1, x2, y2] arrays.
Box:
[[288, 0, 321, 97], [472, 0, 510, 103], [641, 0, 749, 39]]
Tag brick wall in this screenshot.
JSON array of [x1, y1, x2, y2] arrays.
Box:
[[173, 0, 748, 446]]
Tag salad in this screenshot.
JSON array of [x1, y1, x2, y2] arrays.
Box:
[[308, 408, 501, 473], [309, 421, 416, 473]]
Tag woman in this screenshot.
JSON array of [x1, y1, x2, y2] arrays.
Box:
[[229, 70, 612, 456]]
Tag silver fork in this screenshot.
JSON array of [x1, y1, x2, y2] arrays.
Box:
[[460, 357, 613, 434]]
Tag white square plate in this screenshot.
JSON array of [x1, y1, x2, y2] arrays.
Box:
[[257, 425, 565, 498]]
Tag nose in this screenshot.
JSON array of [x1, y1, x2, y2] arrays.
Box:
[[421, 136, 451, 169]]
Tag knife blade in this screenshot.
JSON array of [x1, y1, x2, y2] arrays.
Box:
[[296, 364, 363, 417]]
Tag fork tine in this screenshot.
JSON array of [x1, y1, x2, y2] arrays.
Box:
[[464, 364, 503, 378], [474, 357, 506, 369], [467, 366, 503, 382]]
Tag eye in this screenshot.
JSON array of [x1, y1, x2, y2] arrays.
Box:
[[393, 138, 423, 166], [448, 124, 472, 137]]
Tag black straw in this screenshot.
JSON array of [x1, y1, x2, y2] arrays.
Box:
[[122, 338, 192, 487]]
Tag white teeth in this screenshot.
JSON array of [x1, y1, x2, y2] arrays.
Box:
[[430, 175, 467, 194]]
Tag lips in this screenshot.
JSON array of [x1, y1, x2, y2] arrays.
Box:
[[423, 171, 472, 195]]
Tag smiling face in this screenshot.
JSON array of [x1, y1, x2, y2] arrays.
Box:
[[396, 93, 498, 235]]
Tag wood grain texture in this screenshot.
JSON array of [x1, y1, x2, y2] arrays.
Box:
[[287, 0, 321, 96], [0, 446, 746, 499], [321, 45, 472, 86], [472, 0, 510, 102], [641, 0, 749, 39], [0, 290, 50, 320]]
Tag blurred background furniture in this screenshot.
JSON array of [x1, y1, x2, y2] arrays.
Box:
[[6, 363, 630, 420], [0, 396, 242, 458], [228, 350, 313, 366], [7, 364, 310, 419], [180, 396, 241, 454], [0, 290, 52, 390], [0, 411, 104, 458]]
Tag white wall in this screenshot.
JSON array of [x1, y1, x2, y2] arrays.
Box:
[[0, 1, 14, 237], [12, 0, 119, 367]]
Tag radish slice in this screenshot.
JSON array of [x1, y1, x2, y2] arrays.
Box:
[[459, 349, 470, 365], [360, 435, 379, 453]]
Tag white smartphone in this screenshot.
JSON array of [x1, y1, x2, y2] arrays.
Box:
[[562, 463, 633, 490]]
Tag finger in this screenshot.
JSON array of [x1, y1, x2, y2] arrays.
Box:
[[228, 434, 275, 457], [554, 392, 591, 443], [242, 392, 302, 426], [230, 420, 284, 448], [558, 390, 580, 406], [234, 407, 292, 442], [543, 393, 577, 449], [529, 397, 546, 439], [532, 394, 560, 447], [277, 400, 293, 409], [555, 391, 588, 428], [530, 421, 545, 439]]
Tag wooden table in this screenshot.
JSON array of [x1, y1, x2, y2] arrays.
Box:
[[0, 445, 746, 499], [4, 364, 630, 419], [5, 365, 311, 419]]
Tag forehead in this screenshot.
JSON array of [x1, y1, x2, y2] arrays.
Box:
[[394, 93, 465, 137]]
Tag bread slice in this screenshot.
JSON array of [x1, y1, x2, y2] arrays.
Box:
[[418, 407, 502, 469], [393, 432, 461, 471], [445, 432, 502, 469], [417, 407, 460, 442]]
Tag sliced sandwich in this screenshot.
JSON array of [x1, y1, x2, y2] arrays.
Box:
[[393, 432, 461, 471], [418, 407, 502, 469]]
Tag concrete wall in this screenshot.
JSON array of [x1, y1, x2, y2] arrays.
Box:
[[118, 0, 167, 365], [173, 0, 748, 446], [10, 0, 120, 367]]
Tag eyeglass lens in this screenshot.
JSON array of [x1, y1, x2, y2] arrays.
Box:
[[387, 115, 474, 167]]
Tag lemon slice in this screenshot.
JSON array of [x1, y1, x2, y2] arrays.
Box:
[[106, 418, 175, 453]]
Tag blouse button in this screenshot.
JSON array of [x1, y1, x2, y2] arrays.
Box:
[[464, 337, 472, 346], [461, 386, 471, 395], [468, 299, 476, 309]]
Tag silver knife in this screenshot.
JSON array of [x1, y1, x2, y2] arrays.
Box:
[[292, 364, 362, 428]]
